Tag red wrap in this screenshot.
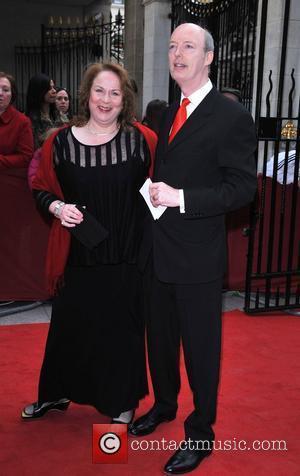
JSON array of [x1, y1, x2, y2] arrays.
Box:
[[32, 123, 157, 295]]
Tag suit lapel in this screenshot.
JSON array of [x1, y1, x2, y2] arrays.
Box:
[[167, 87, 218, 152], [162, 100, 179, 152], [154, 101, 179, 176]]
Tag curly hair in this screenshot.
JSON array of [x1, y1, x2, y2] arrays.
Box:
[[73, 62, 136, 129], [0, 71, 17, 104]]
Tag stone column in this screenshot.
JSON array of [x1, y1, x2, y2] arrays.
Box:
[[124, 0, 145, 118], [142, 0, 171, 114]]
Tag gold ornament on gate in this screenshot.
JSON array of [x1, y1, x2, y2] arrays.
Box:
[[281, 120, 297, 140]]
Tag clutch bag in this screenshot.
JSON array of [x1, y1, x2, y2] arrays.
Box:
[[69, 205, 109, 250]]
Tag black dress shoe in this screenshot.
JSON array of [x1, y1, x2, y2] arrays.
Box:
[[128, 407, 176, 436], [21, 398, 70, 420], [164, 447, 212, 474]]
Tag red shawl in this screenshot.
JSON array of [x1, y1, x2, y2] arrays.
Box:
[[32, 123, 157, 295]]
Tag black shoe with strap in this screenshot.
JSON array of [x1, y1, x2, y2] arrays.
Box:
[[21, 398, 70, 420], [128, 406, 176, 436]]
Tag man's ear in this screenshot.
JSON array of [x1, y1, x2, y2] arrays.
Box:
[[205, 51, 214, 66]]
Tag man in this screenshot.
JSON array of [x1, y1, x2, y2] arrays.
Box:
[[130, 24, 257, 474]]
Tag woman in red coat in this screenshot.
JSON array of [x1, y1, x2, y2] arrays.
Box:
[[0, 72, 34, 169], [0, 73, 46, 303]]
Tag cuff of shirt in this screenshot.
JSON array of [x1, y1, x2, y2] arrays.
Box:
[[179, 189, 185, 213]]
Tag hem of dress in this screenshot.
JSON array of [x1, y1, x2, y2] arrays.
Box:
[[65, 390, 149, 418]]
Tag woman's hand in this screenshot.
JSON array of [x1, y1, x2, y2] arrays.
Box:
[[49, 201, 83, 228]]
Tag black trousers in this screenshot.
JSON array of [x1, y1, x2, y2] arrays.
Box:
[[146, 265, 223, 442]]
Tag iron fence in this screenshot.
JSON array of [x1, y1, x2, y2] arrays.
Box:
[[15, 14, 124, 113], [245, 0, 300, 313]]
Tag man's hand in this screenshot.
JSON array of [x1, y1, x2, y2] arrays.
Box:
[[149, 182, 180, 208]]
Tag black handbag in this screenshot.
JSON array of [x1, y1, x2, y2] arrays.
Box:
[[69, 205, 109, 250]]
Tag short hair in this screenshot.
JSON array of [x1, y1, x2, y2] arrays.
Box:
[[0, 71, 17, 104], [173, 24, 214, 53], [73, 62, 136, 129], [203, 28, 214, 53]]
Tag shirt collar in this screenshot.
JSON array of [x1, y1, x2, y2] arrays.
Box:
[[180, 79, 213, 108]]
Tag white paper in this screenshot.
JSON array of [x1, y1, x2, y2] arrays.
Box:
[[139, 178, 167, 220]]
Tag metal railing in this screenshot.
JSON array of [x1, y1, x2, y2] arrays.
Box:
[[15, 14, 124, 113]]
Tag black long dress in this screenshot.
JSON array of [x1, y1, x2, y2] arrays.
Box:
[[34, 126, 149, 417]]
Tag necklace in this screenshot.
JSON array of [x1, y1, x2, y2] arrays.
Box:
[[86, 123, 119, 136]]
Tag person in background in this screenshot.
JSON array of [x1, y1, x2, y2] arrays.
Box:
[[142, 99, 168, 135], [265, 139, 299, 186], [26, 73, 62, 149], [0, 72, 33, 169], [27, 128, 59, 190], [55, 87, 72, 123], [129, 24, 257, 474], [21, 62, 157, 425], [221, 86, 241, 103], [0, 72, 35, 308]]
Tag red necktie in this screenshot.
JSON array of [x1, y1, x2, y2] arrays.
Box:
[[168, 98, 190, 144]]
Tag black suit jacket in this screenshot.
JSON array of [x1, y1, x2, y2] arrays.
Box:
[[142, 87, 257, 284]]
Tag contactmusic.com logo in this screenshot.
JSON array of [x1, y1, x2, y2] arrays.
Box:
[[93, 424, 128, 464]]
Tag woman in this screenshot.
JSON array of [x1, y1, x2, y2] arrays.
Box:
[[142, 99, 168, 135], [26, 73, 62, 149], [22, 63, 157, 424], [27, 127, 59, 190], [0, 72, 33, 168], [55, 87, 72, 123]]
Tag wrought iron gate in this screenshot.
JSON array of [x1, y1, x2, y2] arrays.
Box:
[[14, 14, 124, 112], [245, 0, 300, 313]]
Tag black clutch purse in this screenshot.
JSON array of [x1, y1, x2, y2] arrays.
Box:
[[69, 205, 109, 250]]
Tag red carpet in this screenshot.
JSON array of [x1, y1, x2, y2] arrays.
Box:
[[0, 310, 299, 475]]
